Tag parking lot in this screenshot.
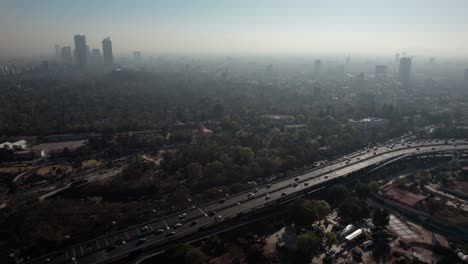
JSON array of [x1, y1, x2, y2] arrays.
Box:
[[388, 215, 420, 240]]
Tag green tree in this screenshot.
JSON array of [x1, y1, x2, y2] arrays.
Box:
[[201, 235, 224, 256], [203, 161, 224, 180], [87, 196, 102, 205], [372, 208, 390, 228], [186, 162, 202, 179], [324, 232, 337, 248], [323, 255, 334, 264], [368, 181, 379, 193], [165, 243, 192, 264], [338, 198, 370, 224], [297, 232, 320, 255], [185, 247, 208, 264], [328, 184, 350, 206], [354, 182, 371, 200], [231, 146, 254, 165], [292, 199, 330, 226]]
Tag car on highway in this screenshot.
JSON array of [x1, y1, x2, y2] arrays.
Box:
[[167, 231, 176, 237], [207, 211, 216, 217], [156, 228, 165, 234], [293, 183, 299, 188], [215, 215, 222, 221], [190, 221, 198, 227], [114, 238, 126, 247], [136, 238, 146, 246], [219, 198, 226, 204], [247, 193, 255, 199], [173, 223, 182, 229], [253, 188, 259, 193], [304, 182, 309, 186], [294, 177, 299, 181], [178, 213, 187, 219], [281, 192, 287, 196], [141, 225, 150, 232], [266, 184, 272, 188]]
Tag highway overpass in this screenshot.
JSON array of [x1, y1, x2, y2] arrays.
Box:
[[28, 139, 468, 264]]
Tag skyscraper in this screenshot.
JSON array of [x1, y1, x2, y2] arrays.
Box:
[[133, 51, 142, 62], [102, 37, 113, 67], [90, 48, 102, 65], [61, 46, 72, 65], [74, 35, 88, 68], [55, 45, 61, 61], [399, 57, 412, 87], [375, 65, 387, 79], [395, 53, 400, 64], [314, 59, 321, 75], [464, 69, 468, 84]]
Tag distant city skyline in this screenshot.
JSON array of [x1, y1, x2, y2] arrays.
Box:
[[1, 0, 468, 58]]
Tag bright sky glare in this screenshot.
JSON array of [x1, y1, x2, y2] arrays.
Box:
[[1, 0, 468, 57]]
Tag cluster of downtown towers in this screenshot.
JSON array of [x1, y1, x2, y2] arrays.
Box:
[[56, 35, 113, 69]]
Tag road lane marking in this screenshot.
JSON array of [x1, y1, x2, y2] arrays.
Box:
[[198, 208, 207, 215], [80, 246, 84, 255], [163, 220, 169, 229], [149, 224, 154, 231], [96, 240, 100, 249], [124, 232, 129, 239], [104, 238, 109, 246], [72, 247, 76, 258]]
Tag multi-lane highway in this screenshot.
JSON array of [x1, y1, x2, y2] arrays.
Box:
[[29, 139, 468, 264]]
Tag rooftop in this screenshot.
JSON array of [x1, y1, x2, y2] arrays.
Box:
[[384, 187, 428, 207], [31, 140, 88, 153]]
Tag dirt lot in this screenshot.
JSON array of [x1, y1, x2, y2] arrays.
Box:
[[0, 166, 36, 173], [36, 165, 72, 177], [81, 159, 103, 169]]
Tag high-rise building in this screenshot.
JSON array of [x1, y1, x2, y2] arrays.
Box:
[[74, 35, 88, 68], [375, 65, 387, 79], [335, 65, 345, 78], [55, 45, 61, 61], [90, 48, 102, 65], [102, 37, 113, 67], [265, 64, 273, 79], [314, 59, 321, 75], [91, 48, 100, 56], [395, 53, 400, 64], [133, 51, 142, 62], [61, 46, 72, 65], [313, 86, 322, 97], [399, 57, 412, 87]]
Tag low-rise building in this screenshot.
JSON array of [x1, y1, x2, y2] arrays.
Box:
[[0, 140, 28, 150], [348, 117, 389, 129], [383, 187, 428, 207], [30, 140, 89, 158]]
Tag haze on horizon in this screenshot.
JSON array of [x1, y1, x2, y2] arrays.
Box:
[[1, 0, 468, 58]]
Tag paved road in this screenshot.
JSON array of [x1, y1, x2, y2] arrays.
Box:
[[28, 139, 468, 264]]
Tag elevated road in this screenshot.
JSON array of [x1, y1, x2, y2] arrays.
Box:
[[29, 139, 468, 264]]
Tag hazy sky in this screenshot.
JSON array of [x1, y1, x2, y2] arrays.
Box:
[[1, 0, 468, 58]]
